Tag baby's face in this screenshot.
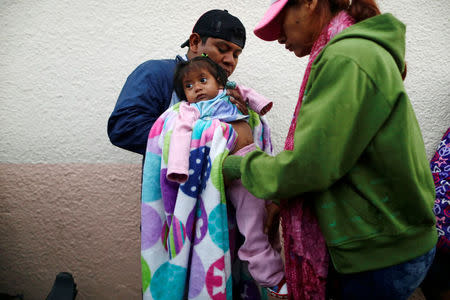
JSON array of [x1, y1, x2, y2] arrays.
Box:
[[182, 68, 222, 103]]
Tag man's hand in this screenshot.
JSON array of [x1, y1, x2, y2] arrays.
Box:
[[227, 89, 248, 115], [229, 120, 254, 154]]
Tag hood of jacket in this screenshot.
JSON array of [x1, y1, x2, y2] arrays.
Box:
[[327, 13, 406, 73]]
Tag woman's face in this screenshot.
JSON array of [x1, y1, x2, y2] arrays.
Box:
[[278, 2, 317, 57]]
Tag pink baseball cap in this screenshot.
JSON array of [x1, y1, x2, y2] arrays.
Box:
[[254, 0, 289, 41]]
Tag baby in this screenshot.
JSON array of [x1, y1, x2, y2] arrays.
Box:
[[168, 56, 287, 298]]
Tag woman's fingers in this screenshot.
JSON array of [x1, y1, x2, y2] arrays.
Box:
[[264, 201, 280, 235]]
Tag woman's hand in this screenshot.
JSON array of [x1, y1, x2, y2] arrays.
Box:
[[264, 201, 281, 235], [227, 89, 248, 115]]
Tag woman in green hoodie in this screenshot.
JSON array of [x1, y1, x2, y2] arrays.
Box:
[[222, 0, 438, 299]]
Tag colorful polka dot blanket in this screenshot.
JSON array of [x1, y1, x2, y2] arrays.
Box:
[[140, 102, 272, 299]]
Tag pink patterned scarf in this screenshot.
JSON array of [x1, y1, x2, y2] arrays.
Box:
[[281, 11, 355, 300]]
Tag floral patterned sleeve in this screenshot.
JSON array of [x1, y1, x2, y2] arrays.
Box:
[[430, 127, 450, 253]]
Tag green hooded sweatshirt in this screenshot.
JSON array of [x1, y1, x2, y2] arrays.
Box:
[[223, 14, 437, 273]]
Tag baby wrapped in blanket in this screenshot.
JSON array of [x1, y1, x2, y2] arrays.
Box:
[[140, 56, 285, 299]]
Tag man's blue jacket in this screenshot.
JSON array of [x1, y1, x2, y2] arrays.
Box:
[[108, 56, 183, 154]]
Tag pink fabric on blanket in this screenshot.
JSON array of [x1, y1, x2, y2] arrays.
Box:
[[281, 11, 355, 300]]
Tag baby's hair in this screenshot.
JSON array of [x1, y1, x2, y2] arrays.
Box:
[[173, 56, 228, 100]]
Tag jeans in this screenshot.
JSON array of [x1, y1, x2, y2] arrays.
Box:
[[328, 246, 436, 300]]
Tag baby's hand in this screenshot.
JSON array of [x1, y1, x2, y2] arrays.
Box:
[[259, 102, 273, 116], [167, 173, 188, 183], [227, 89, 248, 115]]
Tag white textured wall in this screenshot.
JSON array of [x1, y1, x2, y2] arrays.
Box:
[[1, 0, 448, 164], [0, 1, 449, 299]]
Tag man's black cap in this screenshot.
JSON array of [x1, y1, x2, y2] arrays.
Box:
[[180, 9, 246, 49]]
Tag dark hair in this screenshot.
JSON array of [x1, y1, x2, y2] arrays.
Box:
[[173, 56, 228, 100], [287, 0, 380, 40], [200, 35, 209, 45], [182, 35, 209, 49]]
